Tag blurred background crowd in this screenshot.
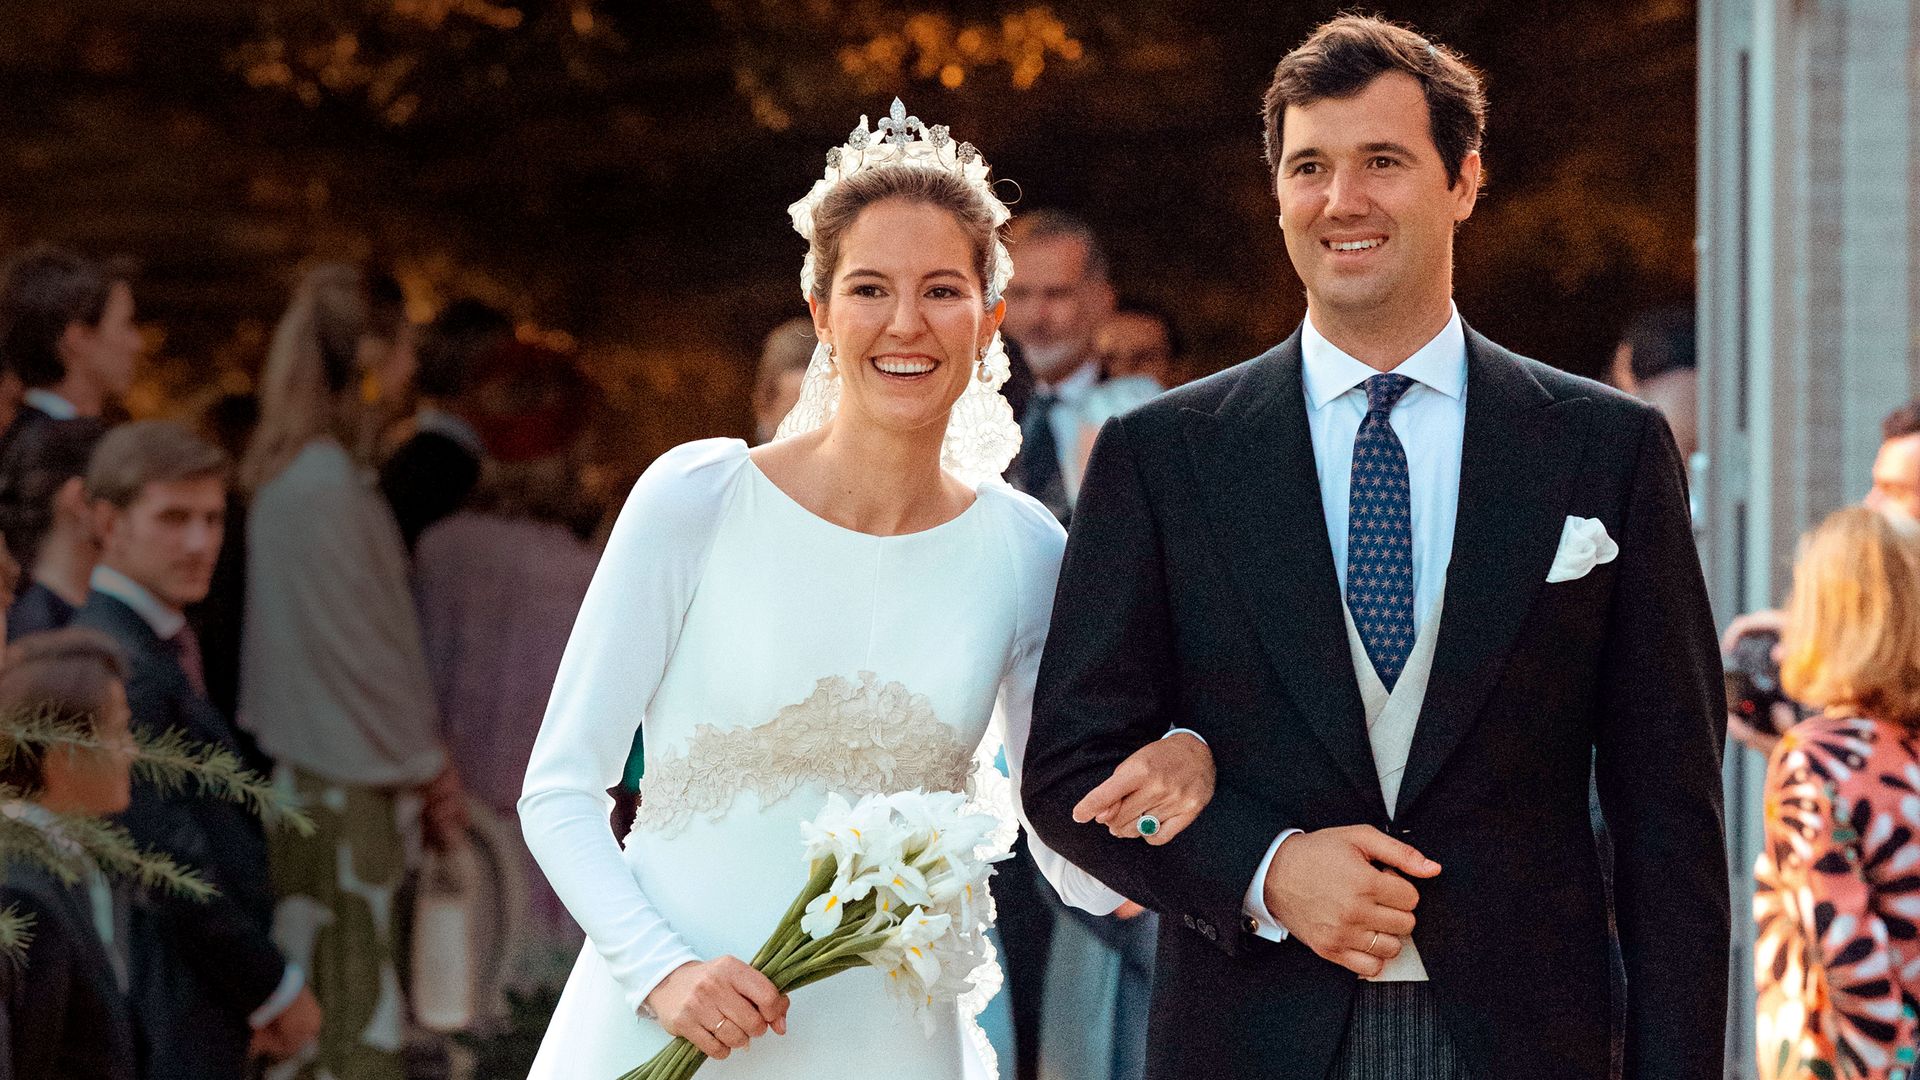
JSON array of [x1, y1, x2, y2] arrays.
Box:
[[0, 2, 1915, 1079]]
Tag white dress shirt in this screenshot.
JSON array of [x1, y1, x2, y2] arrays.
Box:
[[23, 388, 80, 420], [1242, 307, 1469, 941], [1032, 360, 1161, 503], [90, 565, 187, 639]]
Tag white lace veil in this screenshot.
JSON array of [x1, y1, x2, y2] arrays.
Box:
[[772, 100, 1022, 488]]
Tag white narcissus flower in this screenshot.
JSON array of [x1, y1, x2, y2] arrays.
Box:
[[799, 792, 860, 864], [792, 788, 1006, 1022], [800, 881, 852, 940], [868, 860, 932, 914]]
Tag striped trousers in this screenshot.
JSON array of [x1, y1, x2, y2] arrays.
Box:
[[1331, 982, 1472, 1080]]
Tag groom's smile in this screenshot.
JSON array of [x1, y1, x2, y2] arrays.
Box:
[[1273, 70, 1479, 352]]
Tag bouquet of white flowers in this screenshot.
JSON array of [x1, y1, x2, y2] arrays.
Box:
[[620, 789, 1009, 1080]]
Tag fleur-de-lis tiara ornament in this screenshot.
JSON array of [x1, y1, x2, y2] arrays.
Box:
[[774, 100, 1024, 488], [787, 98, 1012, 306]]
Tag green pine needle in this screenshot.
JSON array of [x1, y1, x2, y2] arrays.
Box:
[[0, 701, 306, 965], [0, 905, 33, 967], [0, 704, 313, 836]]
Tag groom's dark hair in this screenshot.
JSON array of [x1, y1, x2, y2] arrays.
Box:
[[1262, 14, 1487, 191]]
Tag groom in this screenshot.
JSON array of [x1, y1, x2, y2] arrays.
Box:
[[1022, 15, 1728, 1080]]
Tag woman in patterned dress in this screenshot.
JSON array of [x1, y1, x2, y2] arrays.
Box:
[[1756, 506, 1920, 1080]]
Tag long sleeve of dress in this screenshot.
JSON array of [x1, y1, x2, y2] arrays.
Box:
[[990, 485, 1127, 916], [519, 440, 746, 1015]]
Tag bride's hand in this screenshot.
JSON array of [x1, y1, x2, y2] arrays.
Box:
[[1070, 731, 1214, 846], [645, 957, 789, 1059]]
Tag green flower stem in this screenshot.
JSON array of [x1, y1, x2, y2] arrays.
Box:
[[761, 922, 812, 977], [779, 956, 872, 993], [764, 913, 876, 985], [767, 931, 891, 989], [753, 858, 836, 968]]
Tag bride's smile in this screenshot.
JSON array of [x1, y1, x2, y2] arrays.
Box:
[[811, 198, 1001, 438]]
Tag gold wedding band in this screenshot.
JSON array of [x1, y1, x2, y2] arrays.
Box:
[[710, 1019, 730, 1033], [1366, 931, 1384, 957]]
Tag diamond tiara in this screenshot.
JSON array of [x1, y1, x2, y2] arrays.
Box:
[[787, 99, 1013, 305]]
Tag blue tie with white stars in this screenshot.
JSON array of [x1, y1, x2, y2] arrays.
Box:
[[1347, 373, 1417, 691]]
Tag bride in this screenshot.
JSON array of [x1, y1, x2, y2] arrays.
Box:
[[519, 103, 1213, 1079]]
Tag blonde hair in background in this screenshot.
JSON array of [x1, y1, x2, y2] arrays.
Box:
[[239, 263, 373, 494], [1781, 506, 1920, 725]]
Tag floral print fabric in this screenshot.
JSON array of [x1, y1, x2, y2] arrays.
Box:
[[1756, 714, 1920, 1080]]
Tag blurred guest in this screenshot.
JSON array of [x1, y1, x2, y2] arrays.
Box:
[[76, 420, 320, 1078], [1754, 506, 1920, 1080], [186, 393, 261, 719], [238, 264, 464, 1080], [1867, 400, 1920, 524], [414, 342, 598, 988], [752, 317, 816, 445], [0, 246, 140, 431], [1724, 400, 1920, 757], [1610, 306, 1696, 458], [380, 298, 513, 552], [1000, 211, 1158, 524], [0, 249, 140, 558], [1, 418, 107, 638], [1094, 305, 1184, 390], [0, 628, 140, 1080]]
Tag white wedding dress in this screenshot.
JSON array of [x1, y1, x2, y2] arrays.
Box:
[[520, 439, 1122, 1080]]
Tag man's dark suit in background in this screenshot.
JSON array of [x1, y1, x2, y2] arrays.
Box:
[[0, 862, 140, 1080], [76, 591, 287, 1080]]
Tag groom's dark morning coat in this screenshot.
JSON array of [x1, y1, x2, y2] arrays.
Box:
[[1023, 327, 1729, 1080]]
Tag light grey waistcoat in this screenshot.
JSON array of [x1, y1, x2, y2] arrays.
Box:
[[1341, 587, 1445, 983]]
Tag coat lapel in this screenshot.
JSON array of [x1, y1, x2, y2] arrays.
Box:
[[1184, 334, 1387, 821], [1393, 330, 1592, 820]]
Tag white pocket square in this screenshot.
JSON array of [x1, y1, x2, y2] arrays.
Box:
[[1546, 516, 1619, 583]]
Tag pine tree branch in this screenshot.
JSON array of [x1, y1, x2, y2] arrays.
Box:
[[0, 705, 313, 836], [0, 809, 87, 886], [125, 727, 314, 836], [0, 905, 33, 969], [0, 797, 213, 901]]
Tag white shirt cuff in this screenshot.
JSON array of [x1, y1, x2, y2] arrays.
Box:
[[1243, 829, 1302, 942], [249, 964, 305, 1028], [1163, 727, 1204, 745]]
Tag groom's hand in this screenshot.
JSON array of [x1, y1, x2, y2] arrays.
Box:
[[1261, 825, 1439, 977]]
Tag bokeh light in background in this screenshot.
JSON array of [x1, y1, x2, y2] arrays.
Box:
[[0, 0, 1694, 476]]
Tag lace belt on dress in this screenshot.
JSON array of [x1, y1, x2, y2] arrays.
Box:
[[632, 672, 975, 838]]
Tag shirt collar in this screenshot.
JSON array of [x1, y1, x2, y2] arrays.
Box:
[[90, 565, 186, 640], [1300, 305, 1467, 412], [1038, 359, 1100, 403], [416, 407, 485, 457], [23, 388, 80, 420]]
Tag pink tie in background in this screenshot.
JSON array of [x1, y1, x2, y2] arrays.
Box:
[[171, 624, 208, 700]]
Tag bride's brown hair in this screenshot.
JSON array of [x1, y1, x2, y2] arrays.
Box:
[[806, 166, 1003, 307]]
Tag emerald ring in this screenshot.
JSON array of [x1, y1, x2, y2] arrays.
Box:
[[1136, 814, 1161, 837]]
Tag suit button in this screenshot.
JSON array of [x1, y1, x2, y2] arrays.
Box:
[[1182, 914, 1196, 930], [1202, 923, 1218, 941]]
